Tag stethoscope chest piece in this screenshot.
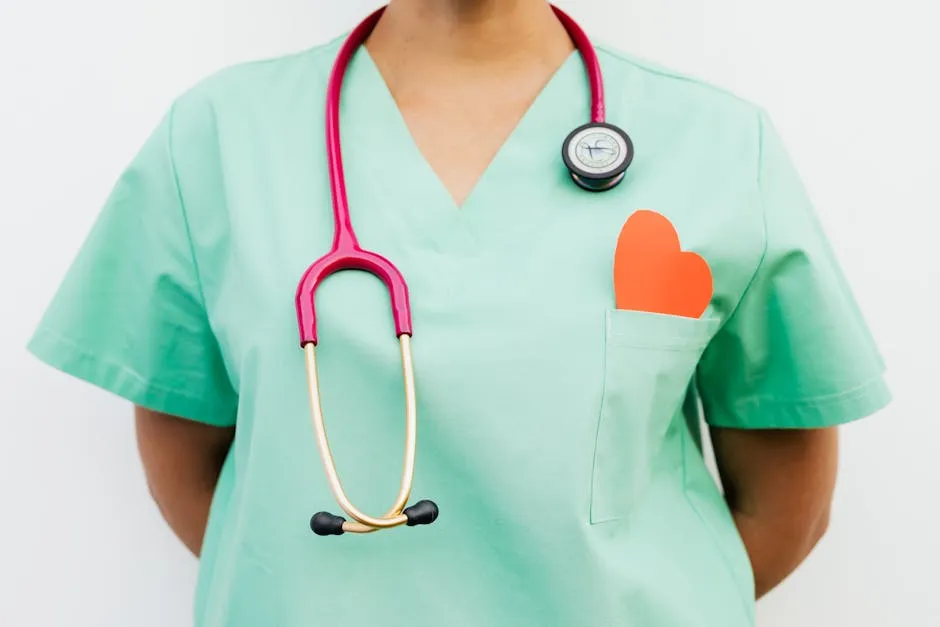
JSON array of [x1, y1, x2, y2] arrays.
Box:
[[562, 122, 634, 192]]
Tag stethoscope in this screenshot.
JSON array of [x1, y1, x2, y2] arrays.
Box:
[[295, 4, 633, 537]]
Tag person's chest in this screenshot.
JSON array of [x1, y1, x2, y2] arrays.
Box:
[[176, 57, 768, 533], [199, 67, 758, 367], [184, 51, 764, 444]]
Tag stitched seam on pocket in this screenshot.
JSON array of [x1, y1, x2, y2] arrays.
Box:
[[606, 310, 719, 351], [589, 324, 614, 525], [680, 427, 755, 625]]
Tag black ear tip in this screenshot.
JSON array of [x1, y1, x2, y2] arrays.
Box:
[[404, 500, 439, 526], [310, 511, 346, 536]]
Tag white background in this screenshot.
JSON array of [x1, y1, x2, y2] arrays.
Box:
[[1, 0, 937, 625]]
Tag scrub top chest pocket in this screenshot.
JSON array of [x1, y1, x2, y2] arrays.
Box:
[[590, 208, 719, 524], [591, 309, 719, 524]]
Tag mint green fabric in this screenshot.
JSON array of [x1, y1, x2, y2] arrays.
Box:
[[28, 34, 889, 627]]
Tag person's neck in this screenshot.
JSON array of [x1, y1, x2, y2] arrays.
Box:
[[366, 0, 573, 77]]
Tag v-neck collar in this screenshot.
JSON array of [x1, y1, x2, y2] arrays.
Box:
[[359, 47, 580, 209], [336, 42, 591, 257]]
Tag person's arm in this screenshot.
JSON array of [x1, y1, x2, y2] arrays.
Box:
[[135, 406, 234, 556], [696, 111, 891, 598], [26, 101, 239, 553], [711, 426, 838, 598]]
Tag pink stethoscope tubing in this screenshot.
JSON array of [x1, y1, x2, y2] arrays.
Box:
[[295, 4, 606, 345], [295, 4, 611, 537]]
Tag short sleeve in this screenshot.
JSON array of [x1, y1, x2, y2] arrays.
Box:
[[27, 104, 237, 427], [697, 110, 891, 429]]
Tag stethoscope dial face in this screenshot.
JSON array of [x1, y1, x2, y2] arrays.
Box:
[[562, 122, 634, 192]]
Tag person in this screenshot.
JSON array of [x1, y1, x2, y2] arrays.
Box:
[[27, 0, 891, 625]]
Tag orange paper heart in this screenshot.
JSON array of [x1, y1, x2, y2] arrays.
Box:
[[613, 210, 713, 318]]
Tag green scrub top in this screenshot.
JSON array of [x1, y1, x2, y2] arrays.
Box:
[[28, 33, 890, 627]]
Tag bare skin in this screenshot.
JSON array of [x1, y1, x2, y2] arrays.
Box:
[[137, 0, 840, 599], [365, 0, 573, 206], [134, 406, 233, 556], [712, 426, 839, 598]]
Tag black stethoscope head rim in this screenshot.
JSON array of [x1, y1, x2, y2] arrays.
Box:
[[569, 170, 627, 192], [562, 121, 634, 191]]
